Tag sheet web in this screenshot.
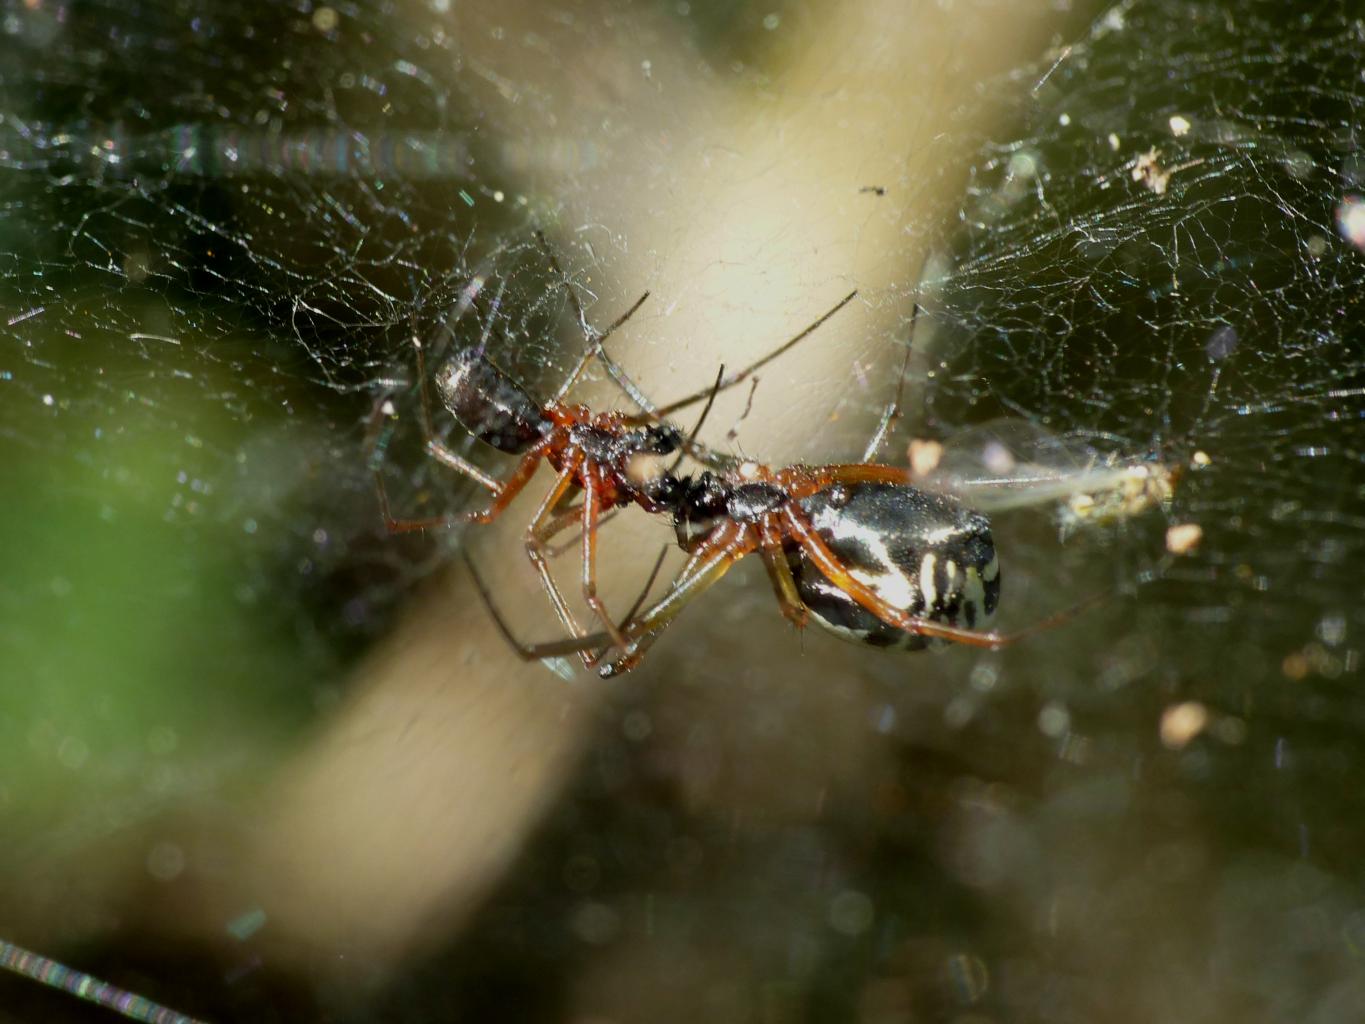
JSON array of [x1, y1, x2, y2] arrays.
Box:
[[0, 2, 579, 660], [2, 0, 1364, 1019], [2, 0, 1356, 660], [922, 1, 1365, 636]]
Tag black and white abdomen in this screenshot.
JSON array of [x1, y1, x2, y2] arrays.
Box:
[[791, 483, 1000, 650]]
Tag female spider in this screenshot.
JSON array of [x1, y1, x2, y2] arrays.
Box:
[[377, 235, 858, 665], [612, 460, 1004, 674]]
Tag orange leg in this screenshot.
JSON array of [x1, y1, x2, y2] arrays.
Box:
[[580, 471, 631, 653], [464, 521, 752, 673], [757, 518, 807, 629], [380, 436, 555, 534], [425, 439, 500, 491], [597, 521, 755, 677], [523, 456, 600, 667], [776, 463, 916, 498]]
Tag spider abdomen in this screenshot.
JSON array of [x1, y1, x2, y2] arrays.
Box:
[[791, 483, 1000, 650], [437, 349, 554, 453]]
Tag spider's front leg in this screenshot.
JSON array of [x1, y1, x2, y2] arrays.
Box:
[[595, 522, 752, 677], [378, 439, 553, 534]]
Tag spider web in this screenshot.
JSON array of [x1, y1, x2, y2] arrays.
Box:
[[2, 0, 1363, 1020]]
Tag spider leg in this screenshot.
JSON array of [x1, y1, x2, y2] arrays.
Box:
[[597, 522, 753, 677], [580, 471, 631, 653], [601, 291, 861, 469], [372, 314, 500, 528], [379, 437, 552, 533], [556, 291, 653, 401], [534, 229, 653, 402], [778, 463, 917, 495], [464, 526, 747, 673], [757, 518, 807, 629], [648, 290, 860, 419], [620, 545, 671, 627], [547, 509, 598, 559], [547, 365, 727, 558], [524, 456, 600, 668], [665, 364, 726, 473], [860, 325, 914, 462], [464, 548, 618, 661], [425, 439, 500, 491], [862, 253, 931, 462]]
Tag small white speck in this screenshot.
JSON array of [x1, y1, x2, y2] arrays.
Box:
[[919, 553, 938, 608], [1037, 702, 1070, 738], [969, 663, 998, 691], [1108, 132, 1122, 151], [874, 704, 896, 733], [981, 441, 1014, 475], [1169, 114, 1192, 137], [1317, 613, 1347, 646], [828, 890, 873, 935], [762, 12, 781, 30], [1166, 522, 1203, 555], [908, 439, 943, 476], [1284, 150, 1314, 180], [1160, 702, 1208, 749], [41, 393, 54, 406], [1006, 150, 1039, 181], [1133, 147, 1172, 195], [1058, 112, 1071, 126], [1335, 195, 1365, 250]]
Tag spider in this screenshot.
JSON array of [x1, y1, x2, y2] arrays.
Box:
[[375, 233, 858, 666], [470, 456, 1051, 676]]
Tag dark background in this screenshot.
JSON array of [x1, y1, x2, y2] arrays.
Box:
[[1, 1, 1362, 1021]]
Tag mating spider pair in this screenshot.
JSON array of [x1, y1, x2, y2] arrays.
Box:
[[377, 239, 1057, 676]]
